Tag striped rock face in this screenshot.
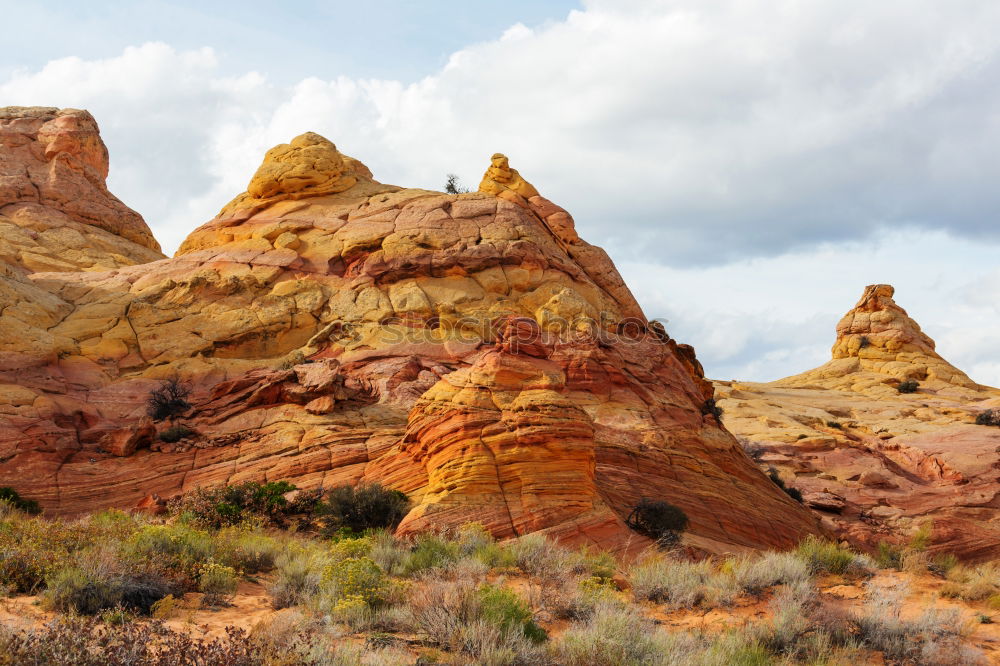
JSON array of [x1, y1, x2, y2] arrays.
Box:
[[716, 285, 1000, 561], [0, 126, 819, 553]]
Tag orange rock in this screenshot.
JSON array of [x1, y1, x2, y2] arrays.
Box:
[[716, 284, 1000, 561], [0, 125, 820, 554]]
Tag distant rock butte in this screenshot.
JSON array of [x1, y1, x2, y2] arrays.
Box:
[[717, 284, 1000, 561], [0, 124, 820, 553]]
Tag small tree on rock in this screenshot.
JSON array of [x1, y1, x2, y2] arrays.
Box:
[[626, 498, 689, 548], [444, 174, 468, 194], [146, 376, 192, 422]]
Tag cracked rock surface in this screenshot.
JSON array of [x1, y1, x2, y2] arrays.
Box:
[[0, 122, 820, 554]]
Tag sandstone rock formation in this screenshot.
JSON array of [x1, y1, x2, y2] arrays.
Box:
[[0, 107, 163, 273], [0, 124, 819, 553], [717, 285, 1000, 560]]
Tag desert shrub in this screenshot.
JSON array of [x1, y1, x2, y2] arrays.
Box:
[[405, 573, 544, 664], [478, 584, 547, 644], [0, 514, 144, 593], [625, 498, 689, 546], [168, 480, 305, 528], [766, 468, 804, 502], [875, 541, 904, 570], [548, 576, 623, 621], [157, 424, 194, 443], [898, 380, 920, 394], [908, 522, 933, 552], [629, 555, 735, 608], [0, 487, 40, 514], [40, 542, 176, 616], [976, 409, 1000, 426], [315, 483, 409, 535], [941, 562, 999, 601], [320, 556, 402, 610], [146, 376, 191, 422], [784, 486, 804, 503], [268, 542, 328, 609], [368, 530, 410, 575], [739, 437, 766, 462], [550, 602, 679, 665], [402, 533, 460, 575], [702, 398, 723, 420], [855, 580, 985, 663], [794, 536, 858, 575], [506, 532, 574, 583], [729, 551, 811, 594], [212, 528, 282, 574], [197, 561, 238, 606], [753, 578, 815, 654], [826, 420, 842, 429], [859, 335, 871, 348], [929, 553, 959, 577], [129, 523, 214, 585], [444, 173, 469, 194], [149, 593, 179, 619]]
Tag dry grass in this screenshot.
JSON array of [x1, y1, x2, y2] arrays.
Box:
[[0, 495, 995, 665]]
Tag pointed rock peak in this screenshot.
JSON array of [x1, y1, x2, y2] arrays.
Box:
[[478, 152, 539, 200], [778, 283, 980, 390], [832, 284, 938, 360], [0, 106, 162, 256], [219, 132, 389, 217]]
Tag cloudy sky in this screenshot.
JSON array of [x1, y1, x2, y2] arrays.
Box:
[[3, 0, 999, 384]]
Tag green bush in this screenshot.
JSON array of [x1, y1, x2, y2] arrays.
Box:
[[625, 498, 689, 546], [168, 480, 309, 528], [321, 557, 394, 608], [794, 536, 856, 575], [41, 543, 175, 616], [875, 542, 904, 570], [897, 380, 919, 394], [477, 584, 547, 643], [198, 561, 238, 606], [129, 524, 214, 586], [403, 534, 460, 575], [316, 483, 410, 535], [0, 487, 40, 514]]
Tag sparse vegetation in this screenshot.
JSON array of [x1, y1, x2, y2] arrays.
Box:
[[625, 498, 689, 546], [145, 376, 192, 422], [157, 424, 195, 442], [898, 379, 920, 393], [0, 486, 40, 514], [444, 173, 469, 194], [766, 467, 804, 503], [701, 397, 723, 420], [0, 489, 993, 665], [739, 436, 766, 462], [976, 408, 1000, 426]]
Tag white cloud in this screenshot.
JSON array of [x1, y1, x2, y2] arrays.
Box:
[[3, 2, 1000, 384]]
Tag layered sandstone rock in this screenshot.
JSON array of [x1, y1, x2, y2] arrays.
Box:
[[0, 127, 819, 553], [0, 107, 163, 273], [717, 285, 1000, 560]]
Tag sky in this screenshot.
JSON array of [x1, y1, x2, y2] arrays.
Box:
[[2, 0, 999, 385]]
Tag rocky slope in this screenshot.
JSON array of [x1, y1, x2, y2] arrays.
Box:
[[717, 285, 1000, 560], [0, 116, 819, 553]]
